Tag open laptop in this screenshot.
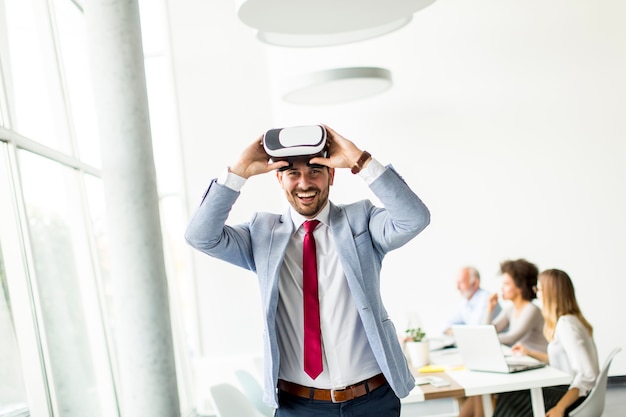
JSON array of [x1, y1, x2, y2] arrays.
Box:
[[452, 325, 546, 373]]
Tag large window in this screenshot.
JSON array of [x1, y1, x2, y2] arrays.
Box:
[[0, 0, 194, 416], [2, 0, 70, 152], [51, 0, 101, 167], [19, 150, 116, 417]]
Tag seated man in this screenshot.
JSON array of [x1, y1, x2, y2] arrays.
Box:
[[444, 266, 501, 335]]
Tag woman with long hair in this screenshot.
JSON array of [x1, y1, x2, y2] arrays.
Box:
[[493, 269, 599, 417]]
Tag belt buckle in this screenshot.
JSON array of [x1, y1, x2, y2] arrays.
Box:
[[330, 387, 349, 403]]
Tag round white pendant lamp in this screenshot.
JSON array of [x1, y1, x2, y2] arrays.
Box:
[[282, 67, 392, 105], [235, 0, 437, 47], [258, 17, 412, 48]]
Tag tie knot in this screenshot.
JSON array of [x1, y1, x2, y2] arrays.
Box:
[[303, 220, 320, 233]]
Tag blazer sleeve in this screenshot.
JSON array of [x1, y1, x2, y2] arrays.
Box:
[[184, 179, 257, 272], [366, 164, 430, 253]]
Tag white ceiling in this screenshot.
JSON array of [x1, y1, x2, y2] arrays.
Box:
[[168, 0, 626, 213], [170, 0, 626, 220], [167, 0, 626, 142], [238, 1, 625, 145]]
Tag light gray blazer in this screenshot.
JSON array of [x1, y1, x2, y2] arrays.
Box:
[[185, 165, 430, 407]]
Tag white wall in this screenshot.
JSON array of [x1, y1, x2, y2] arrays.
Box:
[[170, 0, 626, 382]]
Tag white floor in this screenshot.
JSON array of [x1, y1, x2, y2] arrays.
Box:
[[603, 383, 626, 417]]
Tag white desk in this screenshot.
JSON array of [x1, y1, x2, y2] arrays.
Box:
[[403, 349, 571, 417]]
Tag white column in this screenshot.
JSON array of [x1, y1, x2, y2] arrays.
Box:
[[83, 1, 180, 416]]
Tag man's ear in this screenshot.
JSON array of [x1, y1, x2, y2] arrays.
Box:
[[328, 168, 335, 186], [276, 170, 284, 188]]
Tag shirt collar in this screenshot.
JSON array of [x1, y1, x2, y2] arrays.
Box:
[[289, 201, 331, 232]]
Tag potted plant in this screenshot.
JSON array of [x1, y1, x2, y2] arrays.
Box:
[[404, 327, 430, 368]]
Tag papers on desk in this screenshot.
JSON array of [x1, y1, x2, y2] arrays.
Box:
[[417, 364, 446, 373], [414, 376, 451, 387], [415, 348, 465, 373], [428, 335, 456, 351], [417, 364, 465, 373]]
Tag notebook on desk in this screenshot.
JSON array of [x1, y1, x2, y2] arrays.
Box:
[[451, 325, 546, 373]]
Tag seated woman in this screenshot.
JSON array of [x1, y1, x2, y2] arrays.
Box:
[[460, 258, 547, 417], [493, 269, 600, 417], [489, 258, 547, 353]]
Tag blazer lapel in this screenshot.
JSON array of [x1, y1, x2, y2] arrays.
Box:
[[328, 204, 366, 298], [265, 210, 294, 295]]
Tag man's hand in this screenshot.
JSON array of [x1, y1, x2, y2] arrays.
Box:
[[487, 292, 499, 312], [230, 136, 289, 179], [309, 125, 371, 170]]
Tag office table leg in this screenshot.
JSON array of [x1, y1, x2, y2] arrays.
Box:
[[529, 387, 545, 417], [481, 394, 493, 417]]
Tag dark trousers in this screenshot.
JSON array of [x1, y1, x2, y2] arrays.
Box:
[[493, 385, 586, 417], [275, 382, 400, 417]]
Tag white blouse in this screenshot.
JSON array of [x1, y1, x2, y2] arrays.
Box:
[[548, 315, 600, 396]]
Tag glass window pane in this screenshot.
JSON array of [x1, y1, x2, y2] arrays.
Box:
[[0, 3, 10, 128], [52, 0, 101, 167], [83, 172, 115, 356], [18, 150, 117, 417], [4, 0, 70, 151], [145, 57, 183, 195], [0, 57, 8, 128], [0, 238, 29, 416]]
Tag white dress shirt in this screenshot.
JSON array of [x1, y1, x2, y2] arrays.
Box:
[[276, 202, 381, 389], [446, 288, 498, 327]]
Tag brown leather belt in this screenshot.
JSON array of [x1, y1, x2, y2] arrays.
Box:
[[278, 373, 387, 403]]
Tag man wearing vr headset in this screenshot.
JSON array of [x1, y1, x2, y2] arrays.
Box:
[[185, 125, 430, 416]]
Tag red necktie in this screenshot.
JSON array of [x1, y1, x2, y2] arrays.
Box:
[[302, 220, 322, 379]]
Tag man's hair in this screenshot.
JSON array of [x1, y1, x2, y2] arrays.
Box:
[[464, 266, 480, 284], [277, 157, 329, 172]]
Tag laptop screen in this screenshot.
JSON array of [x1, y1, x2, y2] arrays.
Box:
[[452, 325, 545, 373]]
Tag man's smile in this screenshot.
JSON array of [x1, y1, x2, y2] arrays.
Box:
[[296, 190, 318, 202]]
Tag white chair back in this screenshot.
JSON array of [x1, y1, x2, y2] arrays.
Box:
[[209, 383, 266, 417], [569, 347, 622, 417], [235, 369, 274, 417]]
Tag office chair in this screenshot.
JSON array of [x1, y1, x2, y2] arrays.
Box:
[[234, 369, 274, 417], [208, 383, 266, 417], [569, 347, 622, 417]]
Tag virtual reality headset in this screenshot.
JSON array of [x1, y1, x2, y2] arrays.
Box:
[[263, 125, 328, 169]]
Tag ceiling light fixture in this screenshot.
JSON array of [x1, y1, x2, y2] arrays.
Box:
[[257, 17, 412, 48], [282, 67, 392, 105], [235, 0, 437, 47]]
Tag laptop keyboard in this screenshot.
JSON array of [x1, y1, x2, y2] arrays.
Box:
[[507, 361, 545, 372]]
